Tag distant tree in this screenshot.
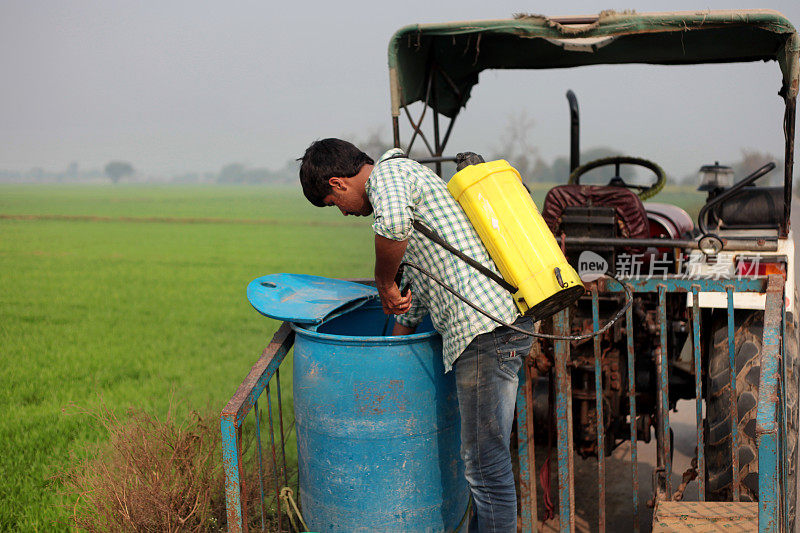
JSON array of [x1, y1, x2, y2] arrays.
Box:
[[508, 146, 641, 184], [678, 148, 781, 187], [564, 147, 643, 184], [268, 159, 300, 184], [66, 161, 79, 179], [732, 148, 779, 186], [215, 161, 300, 185], [217, 163, 246, 183], [340, 127, 393, 161], [105, 161, 134, 184], [490, 111, 542, 182]]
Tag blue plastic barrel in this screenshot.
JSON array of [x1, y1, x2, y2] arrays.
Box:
[[292, 300, 469, 532]]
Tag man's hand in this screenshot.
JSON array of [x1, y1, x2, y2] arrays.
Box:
[[374, 234, 412, 315], [377, 282, 413, 315]]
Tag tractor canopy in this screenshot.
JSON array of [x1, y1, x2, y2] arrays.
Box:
[[388, 9, 799, 118]]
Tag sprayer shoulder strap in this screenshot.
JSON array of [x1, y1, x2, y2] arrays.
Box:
[[412, 220, 518, 294], [378, 153, 517, 294]]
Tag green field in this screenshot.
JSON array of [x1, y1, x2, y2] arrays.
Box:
[[0, 185, 377, 530], [0, 183, 705, 530]]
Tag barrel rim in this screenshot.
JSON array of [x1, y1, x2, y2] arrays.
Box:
[[290, 321, 440, 345]]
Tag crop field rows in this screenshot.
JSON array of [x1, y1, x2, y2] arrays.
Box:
[[0, 184, 705, 529]]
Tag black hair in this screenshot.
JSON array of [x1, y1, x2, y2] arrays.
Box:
[[298, 138, 374, 207]]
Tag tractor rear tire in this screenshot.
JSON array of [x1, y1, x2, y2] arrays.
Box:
[[705, 302, 798, 530]]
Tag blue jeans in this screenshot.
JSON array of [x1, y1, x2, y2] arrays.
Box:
[[452, 316, 534, 533]]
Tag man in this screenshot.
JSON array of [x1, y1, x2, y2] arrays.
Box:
[[299, 138, 534, 532]]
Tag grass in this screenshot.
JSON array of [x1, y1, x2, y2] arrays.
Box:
[[0, 184, 325, 221], [0, 185, 374, 530], [0, 182, 705, 530], [0, 182, 708, 221]]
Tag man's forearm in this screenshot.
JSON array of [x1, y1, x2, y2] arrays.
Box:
[[374, 234, 413, 315], [374, 234, 408, 289]]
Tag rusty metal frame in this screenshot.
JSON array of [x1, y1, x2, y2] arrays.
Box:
[[225, 276, 789, 531], [554, 307, 576, 531], [727, 285, 740, 502], [514, 275, 786, 532], [591, 287, 606, 531], [691, 285, 706, 502], [221, 322, 295, 532], [782, 96, 796, 237], [757, 274, 788, 532], [392, 62, 465, 176], [626, 294, 641, 531], [516, 359, 539, 530]]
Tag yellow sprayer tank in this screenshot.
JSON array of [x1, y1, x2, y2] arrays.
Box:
[[448, 160, 585, 320]]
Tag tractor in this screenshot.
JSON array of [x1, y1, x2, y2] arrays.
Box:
[[222, 9, 800, 532], [386, 9, 799, 532]]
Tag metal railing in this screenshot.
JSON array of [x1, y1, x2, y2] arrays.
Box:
[[515, 274, 788, 532], [757, 275, 788, 532], [221, 322, 296, 532], [224, 275, 788, 531]]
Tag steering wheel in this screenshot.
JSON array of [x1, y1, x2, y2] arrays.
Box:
[[567, 156, 666, 200]]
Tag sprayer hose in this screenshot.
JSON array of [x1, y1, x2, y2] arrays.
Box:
[[399, 261, 632, 341]]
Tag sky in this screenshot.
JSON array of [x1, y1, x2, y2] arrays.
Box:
[[1, 0, 799, 180]]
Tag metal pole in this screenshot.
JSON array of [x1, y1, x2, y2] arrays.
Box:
[[554, 309, 575, 532], [392, 116, 401, 149], [405, 69, 434, 155], [625, 293, 640, 531], [431, 67, 442, 176], [254, 401, 266, 530], [221, 417, 245, 532], [592, 287, 606, 532], [566, 90, 580, 172], [266, 384, 283, 532], [757, 275, 785, 532], [276, 368, 289, 489], [692, 285, 706, 500], [657, 285, 672, 498], [564, 236, 778, 252], [780, 298, 789, 528], [517, 362, 539, 531], [726, 285, 739, 501], [782, 97, 795, 237]]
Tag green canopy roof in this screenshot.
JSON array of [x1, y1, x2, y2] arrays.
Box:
[[388, 10, 799, 118]]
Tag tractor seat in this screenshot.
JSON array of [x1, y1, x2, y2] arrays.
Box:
[[542, 184, 650, 240]]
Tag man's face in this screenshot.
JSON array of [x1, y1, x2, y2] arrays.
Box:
[[323, 177, 373, 217]]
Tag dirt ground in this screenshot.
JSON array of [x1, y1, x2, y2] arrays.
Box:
[[530, 401, 698, 532]]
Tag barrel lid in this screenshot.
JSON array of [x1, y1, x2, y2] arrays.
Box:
[[247, 273, 378, 325]]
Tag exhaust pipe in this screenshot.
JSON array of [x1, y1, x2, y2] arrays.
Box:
[[566, 90, 580, 173]]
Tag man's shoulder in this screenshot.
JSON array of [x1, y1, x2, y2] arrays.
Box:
[[368, 150, 451, 202], [376, 148, 406, 165], [370, 149, 406, 181], [369, 150, 417, 187]]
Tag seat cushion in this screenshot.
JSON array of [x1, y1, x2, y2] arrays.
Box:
[[542, 184, 650, 239]]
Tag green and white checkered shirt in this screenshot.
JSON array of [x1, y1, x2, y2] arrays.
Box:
[[366, 148, 519, 372]]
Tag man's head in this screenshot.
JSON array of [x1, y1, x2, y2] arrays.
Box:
[[298, 138, 375, 216]]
